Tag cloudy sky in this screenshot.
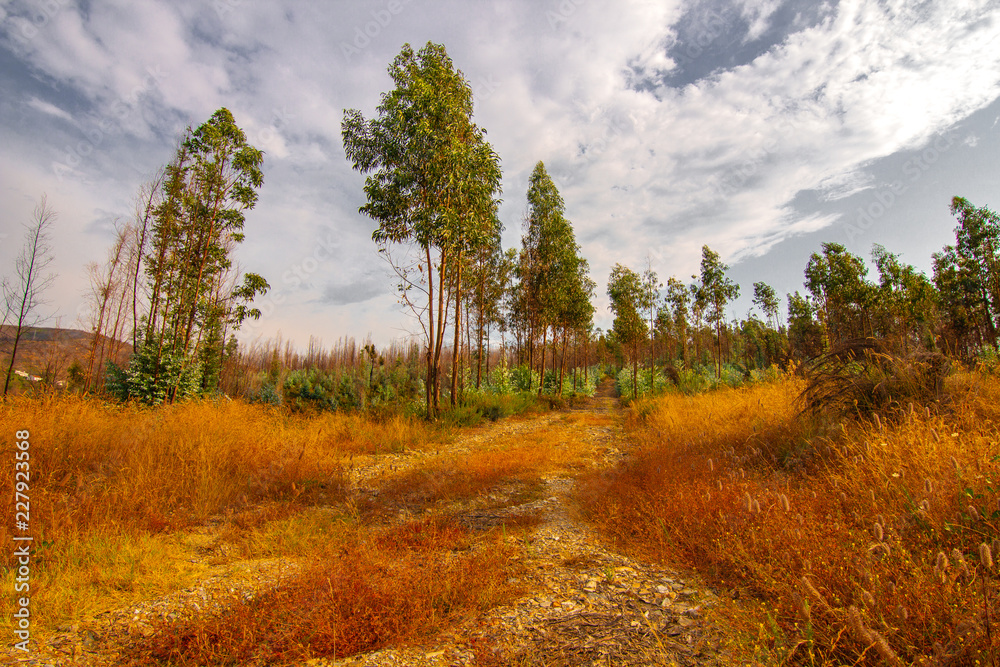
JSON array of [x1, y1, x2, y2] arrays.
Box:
[[2, 0, 1000, 350]]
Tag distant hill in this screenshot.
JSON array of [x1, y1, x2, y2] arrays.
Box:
[[0, 326, 132, 388]]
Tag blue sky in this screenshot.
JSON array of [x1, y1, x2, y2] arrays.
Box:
[[1, 0, 999, 349]]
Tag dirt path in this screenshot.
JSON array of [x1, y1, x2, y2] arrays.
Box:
[[321, 383, 727, 666], [13, 387, 729, 666]]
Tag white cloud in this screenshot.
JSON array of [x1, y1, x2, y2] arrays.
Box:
[[2, 0, 1000, 346], [25, 96, 74, 123]]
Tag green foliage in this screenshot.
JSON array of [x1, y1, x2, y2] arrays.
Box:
[[975, 346, 1000, 375], [106, 342, 202, 405], [247, 381, 282, 406], [132, 108, 268, 403], [342, 41, 502, 419], [282, 369, 341, 413], [615, 362, 768, 399], [508, 365, 540, 392]]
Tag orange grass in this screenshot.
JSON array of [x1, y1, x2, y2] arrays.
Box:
[[0, 395, 435, 634], [578, 374, 1000, 665], [0, 394, 432, 539], [125, 517, 524, 665], [367, 415, 610, 516]]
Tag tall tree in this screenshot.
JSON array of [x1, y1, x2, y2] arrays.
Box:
[[665, 277, 691, 368], [2, 196, 56, 397], [121, 108, 268, 404], [804, 242, 872, 347], [641, 263, 660, 392], [871, 244, 938, 352], [515, 161, 588, 393], [699, 246, 740, 378], [342, 41, 502, 417], [752, 281, 780, 331], [607, 263, 645, 399], [787, 291, 824, 360], [939, 196, 1000, 351]]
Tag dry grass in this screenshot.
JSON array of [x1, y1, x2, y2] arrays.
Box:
[[578, 374, 1000, 665], [363, 411, 613, 518], [0, 395, 434, 634], [0, 393, 590, 660], [125, 517, 525, 665]]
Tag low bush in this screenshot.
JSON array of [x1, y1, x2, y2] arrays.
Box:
[[800, 338, 949, 421]]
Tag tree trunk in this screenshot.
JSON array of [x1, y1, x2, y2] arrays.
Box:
[[425, 245, 436, 418], [538, 325, 548, 395], [558, 329, 567, 396], [450, 250, 463, 407]]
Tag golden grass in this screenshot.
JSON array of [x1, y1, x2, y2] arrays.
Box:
[[578, 374, 1000, 665], [0, 395, 435, 636], [0, 393, 580, 660], [365, 412, 612, 517], [124, 517, 525, 665]]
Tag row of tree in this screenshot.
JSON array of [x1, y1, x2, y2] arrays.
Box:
[[343, 42, 597, 417], [71, 108, 271, 404], [598, 194, 1000, 400], [12, 41, 1000, 412]]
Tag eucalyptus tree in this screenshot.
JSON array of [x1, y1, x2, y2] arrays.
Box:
[[699, 245, 740, 378], [553, 252, 595, 394], [871, 244, 938, 352], [342, 42, 502, 417], [607, 263, 646, 399], [467, 237, 511, 387], [804, 242, 872, 347], [641, 264, 661, 391], [516, 161, 588, 392], [123, 108, 268, 404], [665, 277, 691, 367], [933, 246, 982, 356], [787, 291, 824, 359], [937, 196, 1000, 351], [752, 281, 780, 330]]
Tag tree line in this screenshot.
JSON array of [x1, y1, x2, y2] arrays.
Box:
[[7, 41, 1000, 413]]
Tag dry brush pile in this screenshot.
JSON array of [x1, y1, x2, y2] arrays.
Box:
[[578, 367, 999, 665]]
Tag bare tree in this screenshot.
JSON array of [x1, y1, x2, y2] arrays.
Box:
[[3, 196, 57, 397]]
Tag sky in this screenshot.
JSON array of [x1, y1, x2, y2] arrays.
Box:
[[2, 0, 1000, 351]]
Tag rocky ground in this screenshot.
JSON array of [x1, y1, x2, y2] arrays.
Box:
[[7, 385, 731, 666]]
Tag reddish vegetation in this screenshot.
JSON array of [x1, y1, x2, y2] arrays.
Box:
[[578, 375, 1000, 665], [129, 518, 522, 665]]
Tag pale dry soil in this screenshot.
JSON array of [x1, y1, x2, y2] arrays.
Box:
[[9, 388, 730, 666]]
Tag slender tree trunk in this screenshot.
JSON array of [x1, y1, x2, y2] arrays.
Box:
[[558, 329, 567, 396], [432, 249, 449, 413], [538, 325, 548, 395], [425, 244, 436, 418], [450, 250, 463, 407], [631, 341, 639, 401]]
